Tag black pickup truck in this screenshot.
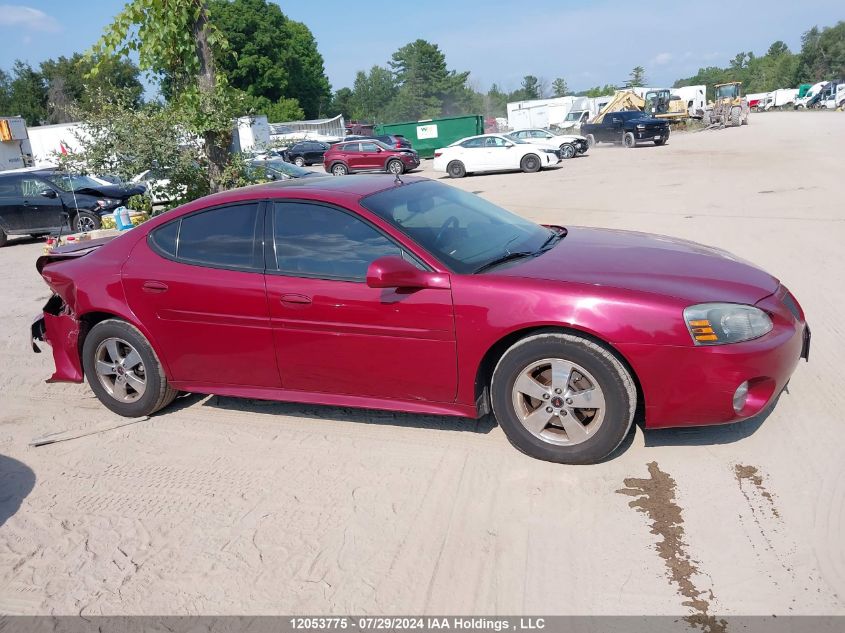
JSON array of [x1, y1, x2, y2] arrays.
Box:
[[580, 111, 670, 148]]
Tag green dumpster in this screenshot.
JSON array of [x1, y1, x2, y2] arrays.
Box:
[[375, 115, 484, 159]]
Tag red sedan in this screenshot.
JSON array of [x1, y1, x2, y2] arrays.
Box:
[[31, 176, 809, 464]]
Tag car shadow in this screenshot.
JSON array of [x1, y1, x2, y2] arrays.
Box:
[[641, 390, 781, 448], [0, 454, 36, 528], [200, 394, 497, 435]]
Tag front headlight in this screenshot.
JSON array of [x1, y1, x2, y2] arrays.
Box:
[[95, 198, 120, 209], [636, 124, 646, 130], [684, 303, 773, 345]]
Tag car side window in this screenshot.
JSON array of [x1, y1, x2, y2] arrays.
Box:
[[0, 178, 19, 196], [273, 202, 405, 281], [360, 142, 379, 152], [512, 131, 526, 139], [344, 143, 361, 153], [485, 137, 508, 148], [148, 220, 179, 258], [461, 138, 484, 148], [20, 177, 53, 197], [175, 203, 261, 270]]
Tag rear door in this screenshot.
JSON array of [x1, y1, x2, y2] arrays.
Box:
[[342, 142, 363, 171], [0, 176, 24, 232], [122, 202, 280, 388], [457, 137, 486, 171]]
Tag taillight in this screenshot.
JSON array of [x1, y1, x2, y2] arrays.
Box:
[[434, 151, 442, 158]]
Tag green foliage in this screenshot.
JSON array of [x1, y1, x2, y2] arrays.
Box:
[[626, 66, 647, 88], [242, 93, 304, 122], [127, 193, 153, 214], [575, 84, 618, 98], [794, 22, 845, 83], [350, 65, 397, 122], [386, 40, 472, 121], [208, 0, 331, 118], [329, 87, 354, 120], [551, 77, 568, 98], [0, 61, 48, 126]]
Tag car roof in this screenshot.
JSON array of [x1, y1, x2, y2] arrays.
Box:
[[177, 174, 429, 211], [0, 167, 56, 178]]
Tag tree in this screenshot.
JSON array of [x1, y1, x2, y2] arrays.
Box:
[[93, 0, 237, 193], [521, 75, 541, 99], [351, 65, 397, 122], [551, 77, 568, 97], [387, 39, 471, 120], [329, 87, 354, 120], [626, 66, 646, 88], [795, 21, 845, 83], [40, 53, 143, 123], [3, 61, 48, 126]]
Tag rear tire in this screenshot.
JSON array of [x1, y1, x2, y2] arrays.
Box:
[[520, 153, 541, 173], [82, 319, 177, 418], [491, 333, 636, 464], [447, 161, 466, 178], [623, 132, 636, 148], [702, 111, 712, 126], [331, 163, 348, 176], [0, 228, 7, 247], [294, 157, 306, 167], [560, 144, 576, 159]]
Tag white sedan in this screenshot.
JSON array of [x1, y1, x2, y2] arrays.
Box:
[[433, 134, 561, 178], [510, 128, 589, 158]]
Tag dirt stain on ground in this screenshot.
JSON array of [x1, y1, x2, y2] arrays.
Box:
[[734, 464, 780, 518], [618, 462, 727, 633]]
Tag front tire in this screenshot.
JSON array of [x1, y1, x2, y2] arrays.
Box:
[[585, 134, 596, 148], [447, 161, 466, 178], [82, 319, 177, 418], [387, 159, 404, 175], [560, 143, 576, 159], [0, 228, 7, 247], [730, 107, 741, 127], [520, 153, 541, 173], [74, 211, 101, 232], [294, 157, 306, 167], [491, 333, 636, 464], [623, 132, 636, 148], [331, 163, 348, 176]]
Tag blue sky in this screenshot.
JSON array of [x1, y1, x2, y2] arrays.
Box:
[[1, 1, 842, 94]]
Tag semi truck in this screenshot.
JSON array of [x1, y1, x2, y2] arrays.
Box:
[[0, 116, 34, 171]]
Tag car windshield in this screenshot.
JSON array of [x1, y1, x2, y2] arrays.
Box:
[[361, 180, 555, 274], [502, 134, 529, 144], [45, 173, 105, 192]]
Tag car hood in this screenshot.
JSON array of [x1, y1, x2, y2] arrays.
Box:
[[72, 183, 146, 199], [495, 227, 779, 305], [631, 116, 669, 126]]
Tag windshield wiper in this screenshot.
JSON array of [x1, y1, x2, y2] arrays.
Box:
[[473, 251, 535, 274]]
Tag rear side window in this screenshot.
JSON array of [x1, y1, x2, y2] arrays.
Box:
[[0, 178, 19, 196], [149, 204, 261, 270], [149, 220, 179, 258]]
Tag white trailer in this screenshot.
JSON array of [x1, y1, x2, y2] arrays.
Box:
[[0, 116, 33, 171], [506, 96, 576, 131], [764, 88, 798, 110], [27, 123, 85, 167], [670, 85, 706, 116], [231, 114, 271, 154]]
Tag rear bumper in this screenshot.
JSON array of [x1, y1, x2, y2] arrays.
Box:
[[31, 297, 84, 383]]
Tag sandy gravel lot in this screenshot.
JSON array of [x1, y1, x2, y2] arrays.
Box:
[[1, 112, 843, 620]]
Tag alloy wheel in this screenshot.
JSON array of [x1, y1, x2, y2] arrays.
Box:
[[511, 357, 605, 446], [94, 337, 147, 403], [76, 215, 98, 232]]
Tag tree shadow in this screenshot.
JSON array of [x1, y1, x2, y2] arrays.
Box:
[[200, 394, 497, 435], [641, 390, 782, 448], [0, 454, 36, 528]]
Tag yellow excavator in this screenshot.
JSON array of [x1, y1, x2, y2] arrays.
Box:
[[588, 91, 645, 124]]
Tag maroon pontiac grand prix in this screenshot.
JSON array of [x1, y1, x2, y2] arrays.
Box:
[[32, 176, 809, 464]]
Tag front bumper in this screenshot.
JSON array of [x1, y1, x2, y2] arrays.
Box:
[[619, 287, 807, 429], [634, 128, 670, 141]]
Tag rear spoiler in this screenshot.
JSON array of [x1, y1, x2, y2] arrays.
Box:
[[35, 237, 113, 274]]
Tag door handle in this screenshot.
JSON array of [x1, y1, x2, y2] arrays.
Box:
[[280, 293, 312, 305], [142, 280, 169, 293]]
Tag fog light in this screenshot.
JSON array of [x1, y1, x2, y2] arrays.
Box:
[[733, 381, 749, 413]]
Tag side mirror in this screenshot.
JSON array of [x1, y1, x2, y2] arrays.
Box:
[[504, 142, 514, 148], [366, 256, 450, 290], [41, 189, 58, 198]]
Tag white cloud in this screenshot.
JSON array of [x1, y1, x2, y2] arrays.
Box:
[[653, 52, 673, 65], [0, 4, 61, 32]]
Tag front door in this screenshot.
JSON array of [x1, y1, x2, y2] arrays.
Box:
[[122, 201, 280, 388], [265, 200, 457, 402], [358, 141, 384, 171], [19, 176, 65, 230]]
